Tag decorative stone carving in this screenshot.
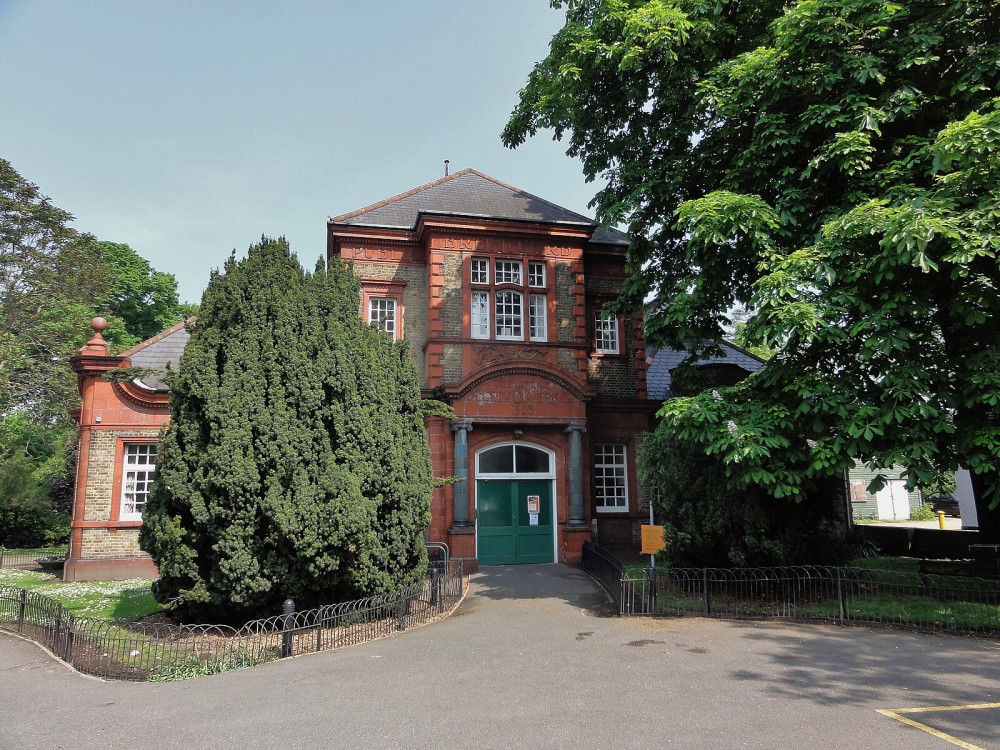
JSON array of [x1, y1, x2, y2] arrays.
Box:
[[475, 345, 545, 366]]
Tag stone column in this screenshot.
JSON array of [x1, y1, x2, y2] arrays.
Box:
[[565, 423, 587, 526], [451, 421, 473, 527]]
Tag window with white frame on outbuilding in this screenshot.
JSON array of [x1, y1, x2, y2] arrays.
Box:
[[120, 443, 157, 521]]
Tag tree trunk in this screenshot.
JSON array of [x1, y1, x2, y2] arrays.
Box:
[[969, 470, 1000, 545]]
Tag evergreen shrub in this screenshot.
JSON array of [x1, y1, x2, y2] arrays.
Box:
[[139, 238, 432, 622]]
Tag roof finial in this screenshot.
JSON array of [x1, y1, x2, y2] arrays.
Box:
[[444, 159, 450, 177], [79, 317, 109, 355]]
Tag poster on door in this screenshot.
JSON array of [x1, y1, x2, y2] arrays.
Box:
[[526, 495, 540, 514]]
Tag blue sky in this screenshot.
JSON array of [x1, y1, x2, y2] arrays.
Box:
[[0, 2, 603, 303]]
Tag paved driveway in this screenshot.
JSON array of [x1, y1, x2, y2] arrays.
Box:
[[3, 564, 999, 750]]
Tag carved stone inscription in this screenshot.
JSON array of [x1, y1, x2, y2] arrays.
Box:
[[342, 245, 423, 264], [464, 375, 577, 418], [434, 236, 579, 259]]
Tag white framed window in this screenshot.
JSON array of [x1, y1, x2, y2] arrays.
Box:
[[368, 298, 397, 339], [495, 260, 522, 285], [595, 312, 620, 354], [495, 290, 523, 339], [468, 258, 549, 343], [594, 444, 628, 512], [471, 291, 491, 339], [528, 261, 546, 288], [471, 257, 490, 285], [120, 443, 156, 521], [529, 293, 547, 342]]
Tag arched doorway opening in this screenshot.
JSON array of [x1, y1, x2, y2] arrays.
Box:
[[475, 442, 556, 565]]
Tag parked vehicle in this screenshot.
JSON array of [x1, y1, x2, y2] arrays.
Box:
[[930, 493, 961, 517]]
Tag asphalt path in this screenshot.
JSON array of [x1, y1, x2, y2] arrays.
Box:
[[2, 564, 999, 750]]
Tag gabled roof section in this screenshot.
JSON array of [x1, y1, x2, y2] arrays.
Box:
[[122, 318, 192, 392], [646, 340, 765, 402], [329, 168, 628, 246]]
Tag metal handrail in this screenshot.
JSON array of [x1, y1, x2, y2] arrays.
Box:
[[426, 542, 450, 567]]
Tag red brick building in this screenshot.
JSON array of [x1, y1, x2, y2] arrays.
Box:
[[328, 169, 656, 569], [66, 320, 185, 581], [67, 169, 662, 579]]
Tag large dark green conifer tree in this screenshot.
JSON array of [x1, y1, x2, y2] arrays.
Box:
[[139, 237, 431, 622]]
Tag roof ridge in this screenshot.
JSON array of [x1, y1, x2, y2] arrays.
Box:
[[120, 317, 193, 357], [329, 168, 476, 223]]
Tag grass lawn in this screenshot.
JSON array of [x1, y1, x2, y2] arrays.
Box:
[[0, 568, 160, 620], [616, 556, 1000, 631], [798, 593, 1000, 630]]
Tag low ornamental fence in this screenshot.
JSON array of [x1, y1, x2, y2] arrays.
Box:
[[0, 560, 464, 681], [0, 547, 67, 572], [582, 541, 1000, 636]]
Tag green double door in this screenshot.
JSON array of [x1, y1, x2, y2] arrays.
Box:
[[477, 479, 554, 565]]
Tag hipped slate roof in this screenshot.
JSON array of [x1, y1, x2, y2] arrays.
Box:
[[646, 341, 765, 401], [329, 168, 629, 247], [121, 319, 191, 392]]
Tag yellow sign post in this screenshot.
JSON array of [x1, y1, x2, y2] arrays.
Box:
[[640, 525, 666, 556]]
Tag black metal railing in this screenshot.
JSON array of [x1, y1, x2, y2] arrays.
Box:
[[582, 541, 1000, 635], [0, 546, 68, 572], [0, 559, 465, 681]]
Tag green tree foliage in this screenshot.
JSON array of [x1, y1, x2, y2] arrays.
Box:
[[0, 157, 110, 424], [640, 427, 847, 567], [0, 412, 72, 547], [0, 159, 187, 546], [0, 158, 111, 546], [505, 0, 1000, 539], [98, 241, 186, 350], [140, 237, 432, 622]]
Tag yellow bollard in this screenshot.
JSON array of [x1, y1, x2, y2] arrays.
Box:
[[936, 510, 946, 529]]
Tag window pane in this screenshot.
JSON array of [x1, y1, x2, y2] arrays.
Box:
[[515, 446, 550, 474], [479, 445, 515, 474], [471, 291, 490, 339], [495, 260, 522, 285], [471, 258, 489, 284], [594, 444, 628, 510], [528, 261, 545, 288], [121, 443, 157, 520], [529, 294, 547, 341], [595, 313, 619, 354], [369, 298, 396, 338], [495, 290, 522, 339]]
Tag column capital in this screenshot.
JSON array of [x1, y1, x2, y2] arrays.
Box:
[[451, 420, 474, 434], [564, 423, 587, 435]]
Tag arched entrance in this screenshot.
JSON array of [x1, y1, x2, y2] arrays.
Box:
[[475, 442, 556, 565]]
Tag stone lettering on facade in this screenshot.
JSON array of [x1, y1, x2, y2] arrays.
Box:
[[466, 376, 575, 417], [344, 245, 422, 264]]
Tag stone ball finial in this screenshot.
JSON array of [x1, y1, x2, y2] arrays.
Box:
[[79, 316, 110, 355]]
